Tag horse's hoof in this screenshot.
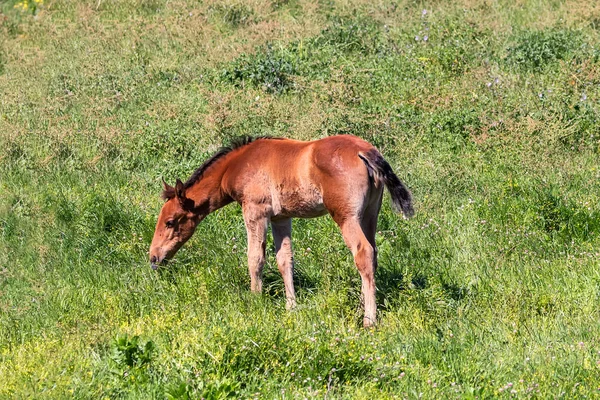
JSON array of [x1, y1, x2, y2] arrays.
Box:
[[286, 298, 297, 310], [363, 317, 376, 329]]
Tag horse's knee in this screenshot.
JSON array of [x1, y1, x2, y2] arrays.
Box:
[[276, 245, 292, 267], [354, 242, 375, 277]]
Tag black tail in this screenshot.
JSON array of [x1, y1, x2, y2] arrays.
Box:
[[359, 150, 414, 218]]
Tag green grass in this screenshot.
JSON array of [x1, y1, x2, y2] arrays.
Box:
[[1, 0, 600, 398]]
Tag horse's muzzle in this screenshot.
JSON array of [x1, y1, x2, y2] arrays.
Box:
[[150, 254, 162, 270]]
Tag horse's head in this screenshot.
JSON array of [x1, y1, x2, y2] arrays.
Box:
[[149, 179, 202, 270]]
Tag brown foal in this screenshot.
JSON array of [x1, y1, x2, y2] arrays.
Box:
[[149, 135, 413, 327]]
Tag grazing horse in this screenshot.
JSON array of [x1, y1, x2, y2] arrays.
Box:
[[149, 135, 413, 327]]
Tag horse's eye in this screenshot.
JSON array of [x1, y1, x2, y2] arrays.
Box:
[[165, 220, 175, 228]]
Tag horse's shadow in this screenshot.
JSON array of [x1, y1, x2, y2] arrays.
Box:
[[261, 264, 319, 301], [374, 266, 408, 309], [261, 257, 425, 313]]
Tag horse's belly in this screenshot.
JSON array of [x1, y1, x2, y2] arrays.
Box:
[[272, 184, 328, 218], [282, 203, 328, 218]]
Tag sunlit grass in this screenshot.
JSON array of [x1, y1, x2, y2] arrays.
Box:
[[1, 0, 600, 398]]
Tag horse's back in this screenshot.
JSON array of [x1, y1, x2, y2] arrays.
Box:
[[231, 135, 372, 178]]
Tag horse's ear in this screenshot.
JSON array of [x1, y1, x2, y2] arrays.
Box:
[[175, 179, 186, 200], [175, 179, 195, 210], [162, 177, 173, 192], [161, 178, 176, 200]]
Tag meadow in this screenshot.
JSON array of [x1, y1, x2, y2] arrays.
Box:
[[1, 0, 600, 398]]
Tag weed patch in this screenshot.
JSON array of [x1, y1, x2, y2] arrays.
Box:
[[110, 335, 155, 369], [506, 28, 583, 71], [535, 188, 599, 241], [222, 46, 296, 94], [427, 108, 481, 151]]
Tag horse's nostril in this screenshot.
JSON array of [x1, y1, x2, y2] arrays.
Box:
[[150, 255, 157, 263]]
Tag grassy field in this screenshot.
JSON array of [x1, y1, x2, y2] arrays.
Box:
[[1, 0, 600, 398]]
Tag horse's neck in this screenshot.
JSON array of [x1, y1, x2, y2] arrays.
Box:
[[186, 156, 233, 213]]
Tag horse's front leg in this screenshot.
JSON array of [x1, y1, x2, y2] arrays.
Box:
[[272, 218, 296, 310], [243, 206, 268, 293]]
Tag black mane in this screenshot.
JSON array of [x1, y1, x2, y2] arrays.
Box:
[[183, 136, 278, 189]]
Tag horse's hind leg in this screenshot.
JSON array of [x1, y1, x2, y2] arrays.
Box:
[[272, 218, 297, 310], [361, 187, 384, 273], [334, 216, 378, 328], [243, 207, 268, 293]]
